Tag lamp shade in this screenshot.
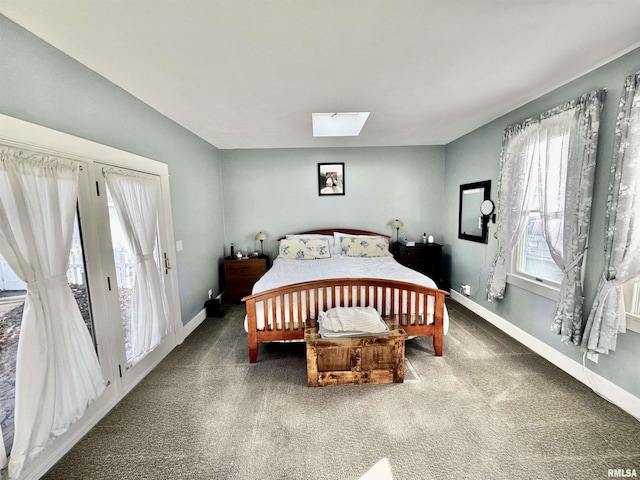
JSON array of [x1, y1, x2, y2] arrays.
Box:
[[255, 232, 268, 241], [391, 219, 404, 229]]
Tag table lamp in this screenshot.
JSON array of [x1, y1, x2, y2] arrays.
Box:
[[391, 219, 404, 243], [255, 231, 268, 256]]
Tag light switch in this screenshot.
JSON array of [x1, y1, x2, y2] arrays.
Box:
[[176, 240, 183, 252]]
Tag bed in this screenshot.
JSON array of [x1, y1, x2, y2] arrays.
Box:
[[242, 229, 449, 363]]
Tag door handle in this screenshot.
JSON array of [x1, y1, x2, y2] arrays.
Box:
[[164, 252, 172, 274]]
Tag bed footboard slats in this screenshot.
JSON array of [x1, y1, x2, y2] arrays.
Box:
[[243, 278, 448, 363]]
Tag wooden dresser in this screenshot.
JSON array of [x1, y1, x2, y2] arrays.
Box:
[[393, 242, 443, 288], [224, 257, 268, 303]]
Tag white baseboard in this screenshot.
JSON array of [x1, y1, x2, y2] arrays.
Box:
[[182, 307, 207, 340], [449, 290, 640, 421]]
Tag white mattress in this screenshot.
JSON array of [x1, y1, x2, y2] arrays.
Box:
[[244, 255, 449, 334]]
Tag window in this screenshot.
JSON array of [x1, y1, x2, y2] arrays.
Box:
[[507, 132, 565, 299], [623, 283, 640, 333], [512, 187, 564, 286], [489, 90, 603, 345]]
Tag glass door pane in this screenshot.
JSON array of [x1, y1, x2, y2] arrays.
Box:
[[106, 186, 164, 366], [69, 210, 97, 352], [107, 187, 135, 364], [0, 254, 25, 456], [0, 207, 95, 456]]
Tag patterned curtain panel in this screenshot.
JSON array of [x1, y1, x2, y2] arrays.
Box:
[[545, 90, 606, 345], [582, 72, 640, 354], [487, 90, 605, 347]]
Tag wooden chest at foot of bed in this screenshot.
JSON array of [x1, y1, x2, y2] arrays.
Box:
[[304, 318, 406, 387]]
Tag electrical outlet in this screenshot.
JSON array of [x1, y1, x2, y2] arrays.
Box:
[[586, 351, 599, 363], [208, 289, 213, 299]]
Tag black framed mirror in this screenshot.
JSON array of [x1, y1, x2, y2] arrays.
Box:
[[458, 180, 491, 243]]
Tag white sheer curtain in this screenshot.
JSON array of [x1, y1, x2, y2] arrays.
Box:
[[0, 146, 105, 479], [543, 90, 605, 344], [486, 122, 538, 301], [582, 72, 640, 354], [104, 168, 171, 365]]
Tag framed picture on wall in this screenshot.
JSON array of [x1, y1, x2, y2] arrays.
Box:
[[318, 163, 345, 196]]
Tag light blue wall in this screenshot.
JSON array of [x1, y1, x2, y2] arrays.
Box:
[[3, 12, 638, 399], [221, 146, 445, 258], [444, 47, 640, 397], [0, 15, 225, 324]]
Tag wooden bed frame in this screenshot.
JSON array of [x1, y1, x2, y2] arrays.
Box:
[[242, 229, 448, 363]]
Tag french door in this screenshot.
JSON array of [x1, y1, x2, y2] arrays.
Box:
[[0, 113, 182, 478], [91, 164, 177, 390], [0, 157, 179, 450]]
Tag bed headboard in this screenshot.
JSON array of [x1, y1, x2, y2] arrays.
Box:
[[282, 228, 391, 241]]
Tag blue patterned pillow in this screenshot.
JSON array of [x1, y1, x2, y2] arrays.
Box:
[[340, 236, 392, 257], [278, 238, 331, 260]]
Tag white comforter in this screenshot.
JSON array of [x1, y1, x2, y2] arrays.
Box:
[[244, 256, 449, 333]]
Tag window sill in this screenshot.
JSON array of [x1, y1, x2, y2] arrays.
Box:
[[506, 273, 560, 302], [626, 315, 640, 334], [506, 274, 640, 335]]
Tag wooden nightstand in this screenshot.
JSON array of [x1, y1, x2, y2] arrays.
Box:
[[393, 243, 443, 288], [224, 257, 268, 303]]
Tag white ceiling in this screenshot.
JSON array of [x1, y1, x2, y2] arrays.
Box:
[[2, 1, 640, 149]]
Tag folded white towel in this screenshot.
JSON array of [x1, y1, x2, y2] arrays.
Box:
[[319, 306, 387, 334]]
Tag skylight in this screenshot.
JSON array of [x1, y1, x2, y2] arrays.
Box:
[[312, 112, 370, 137]]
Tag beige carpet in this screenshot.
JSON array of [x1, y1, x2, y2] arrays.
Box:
[[43, 300, 640, 479]]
